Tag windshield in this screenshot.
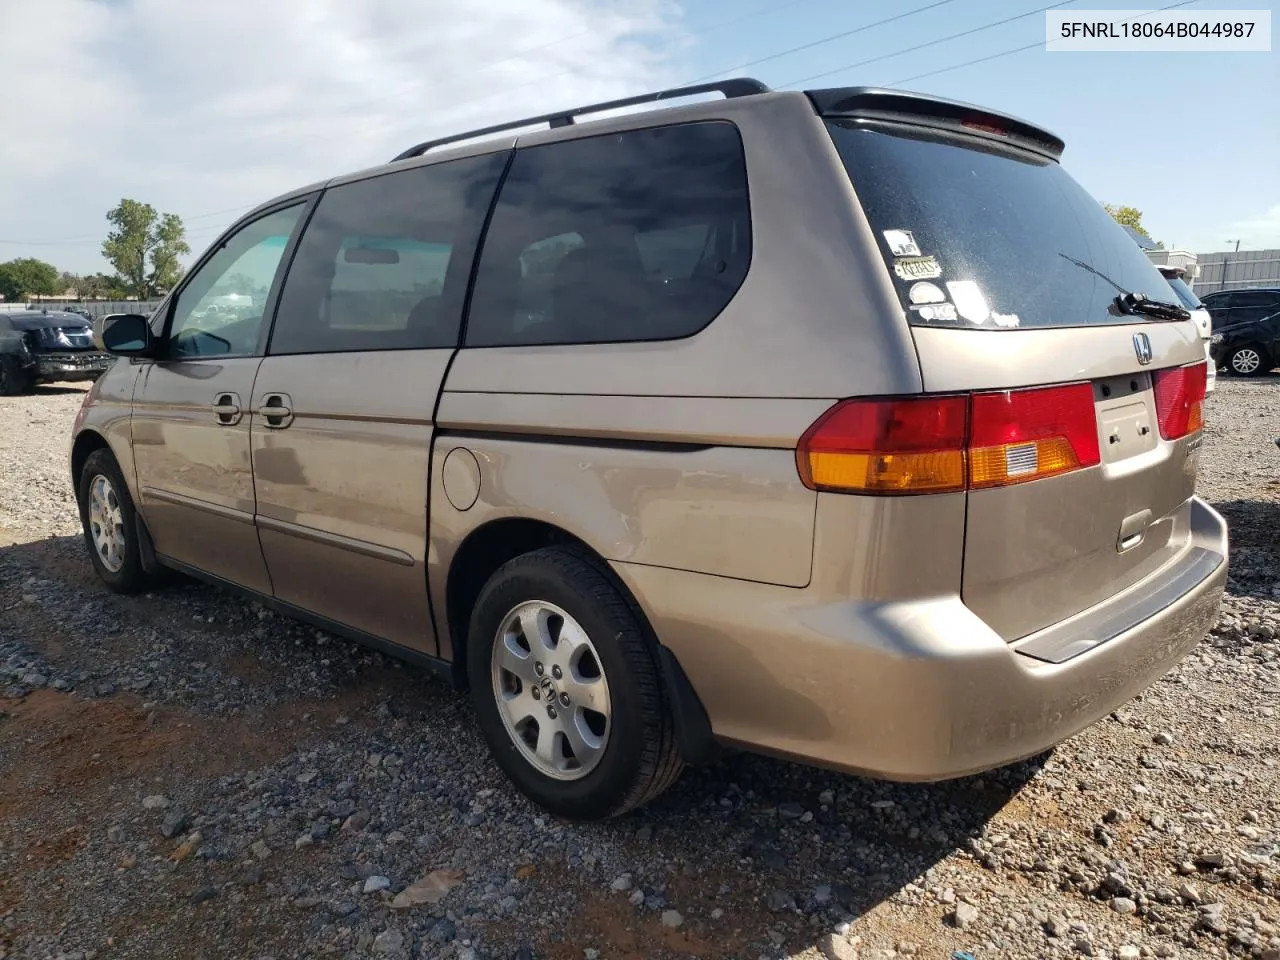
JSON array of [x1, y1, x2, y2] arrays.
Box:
[[1163, 275, 1202, 311], [827, 120, 1182, 330]]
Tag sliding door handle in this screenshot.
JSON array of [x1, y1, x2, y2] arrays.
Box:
[[256, 392, 294, 429]]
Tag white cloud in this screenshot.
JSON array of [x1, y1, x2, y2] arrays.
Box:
[[1226, 202, 1280, 251], [0, 0, 688, 272]]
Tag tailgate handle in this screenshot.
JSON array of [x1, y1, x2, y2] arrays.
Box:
[[1117, 509, 1152, 552]]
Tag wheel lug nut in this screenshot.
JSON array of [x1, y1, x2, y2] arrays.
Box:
[[534, 662, 544, 676], [552, 666, 563, 680], [531, 686, 540, 700], [559, 693, 570, 707], [547, 706, 558, 719]]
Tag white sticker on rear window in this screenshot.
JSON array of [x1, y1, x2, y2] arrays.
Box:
[[912, 303, 959, 323], [883, 229, 921, 258], [991, 312, 1021, 328], [945, 280, 990, 324], [908, 281, 946, 305], [894, 256, 942, 281]]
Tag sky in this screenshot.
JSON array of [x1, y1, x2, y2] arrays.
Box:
[[1, 0, 1276, 276]]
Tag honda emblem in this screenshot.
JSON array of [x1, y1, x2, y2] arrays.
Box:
[[1133, 332, 1153, 365]]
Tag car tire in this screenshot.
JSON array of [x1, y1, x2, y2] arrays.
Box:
[[77, 448, 151, 594], [0, 355, 33, 395], [1227, 343, 1268, 377], [467, 546, 683, 820]]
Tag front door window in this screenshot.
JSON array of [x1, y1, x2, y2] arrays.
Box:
[[166, 205, 305, 359]]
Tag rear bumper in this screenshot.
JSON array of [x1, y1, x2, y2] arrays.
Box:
[[615, 496, 1227, 780]]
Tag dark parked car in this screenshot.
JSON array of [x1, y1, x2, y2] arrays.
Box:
[[1202, 287, 1280, 376], [0, 309, 115, 394]]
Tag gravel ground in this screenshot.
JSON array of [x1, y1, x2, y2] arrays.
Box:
[[1, 376, 1277, 960]]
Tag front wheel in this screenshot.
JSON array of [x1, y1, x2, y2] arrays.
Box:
[[1228, 344, 1268, 377], [77, 448, 151, 593], [467, 547, 683, 820]]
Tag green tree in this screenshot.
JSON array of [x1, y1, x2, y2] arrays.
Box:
[[101, 199, 190, 298], [0, 257, 60, 303], [1103, 203, 1150, 238], [149, 212, 188, 293]]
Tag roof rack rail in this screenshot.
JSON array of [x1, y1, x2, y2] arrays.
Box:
[[389, 78, 769, 163]]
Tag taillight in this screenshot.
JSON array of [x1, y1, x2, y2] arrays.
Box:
[[796, 396, 967, 494], [1151, 362, 1207, 440], [797, 383, 1101, 494], [969, 383, 1100, 489]]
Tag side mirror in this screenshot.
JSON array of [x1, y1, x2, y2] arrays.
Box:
[[96, 313, 153, 356]]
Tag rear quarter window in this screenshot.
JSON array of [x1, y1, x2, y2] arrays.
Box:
[[827, 120, 1181, 330], [464, 120, 751, 347]]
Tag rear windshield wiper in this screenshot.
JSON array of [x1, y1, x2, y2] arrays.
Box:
[[1114, 291, 1191, 322], [1058, 254, 1191, 322]]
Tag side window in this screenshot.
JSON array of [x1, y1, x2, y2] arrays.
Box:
[[269, 153, 507, 356], [1230, 291, 1278, 322], [1234, 291, 1279, 309], [167, 205, 305, 359], [465, 121, 752, 347]]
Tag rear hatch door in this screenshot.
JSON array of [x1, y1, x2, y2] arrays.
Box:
[[824, 104, 1207, 641]]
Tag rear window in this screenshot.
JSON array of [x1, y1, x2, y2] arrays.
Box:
[[828, 120, 1181, 330], [1164, 276, 1202, 311]]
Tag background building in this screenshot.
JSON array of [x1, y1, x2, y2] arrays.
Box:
[[1192, 249, 1280, 294]]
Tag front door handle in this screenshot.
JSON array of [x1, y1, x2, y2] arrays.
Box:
[[257, 392, 294, 429], [212, 392, 242, 426]]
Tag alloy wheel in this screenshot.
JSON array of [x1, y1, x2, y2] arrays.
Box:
[[88, 473, 127, 573], [1231, 347, 1262, 375], [490, 600, 612, 780]]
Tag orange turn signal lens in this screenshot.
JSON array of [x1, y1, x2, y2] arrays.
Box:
[[805, 450, 967, 494], [968, 436, 1082, 489]]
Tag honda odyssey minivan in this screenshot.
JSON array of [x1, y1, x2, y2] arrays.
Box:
[[72, 80, 1227, 820]]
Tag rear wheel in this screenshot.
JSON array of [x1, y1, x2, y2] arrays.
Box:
[[0, 355, 33, 395], [467, 546, 683, 820], [77, 448, 150, 593], [1228, 344, 1268, 377]]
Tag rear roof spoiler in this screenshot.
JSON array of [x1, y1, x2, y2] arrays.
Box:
[[806, 86, 1065, 160]]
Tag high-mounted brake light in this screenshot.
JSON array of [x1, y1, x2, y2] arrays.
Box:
[[962, 116, 1007, 137], [1151, 362, 1207, 440], [797, 383, 1102, 495]]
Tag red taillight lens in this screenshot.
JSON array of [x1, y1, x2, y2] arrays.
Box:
[[798, 383, 1104, 494], [1151, 362, 1207, 440], [796, 396, 968, 494], [968, 383, 1101, 489]]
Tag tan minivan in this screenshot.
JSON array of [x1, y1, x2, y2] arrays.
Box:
[[72, 80, 1227, 820]]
